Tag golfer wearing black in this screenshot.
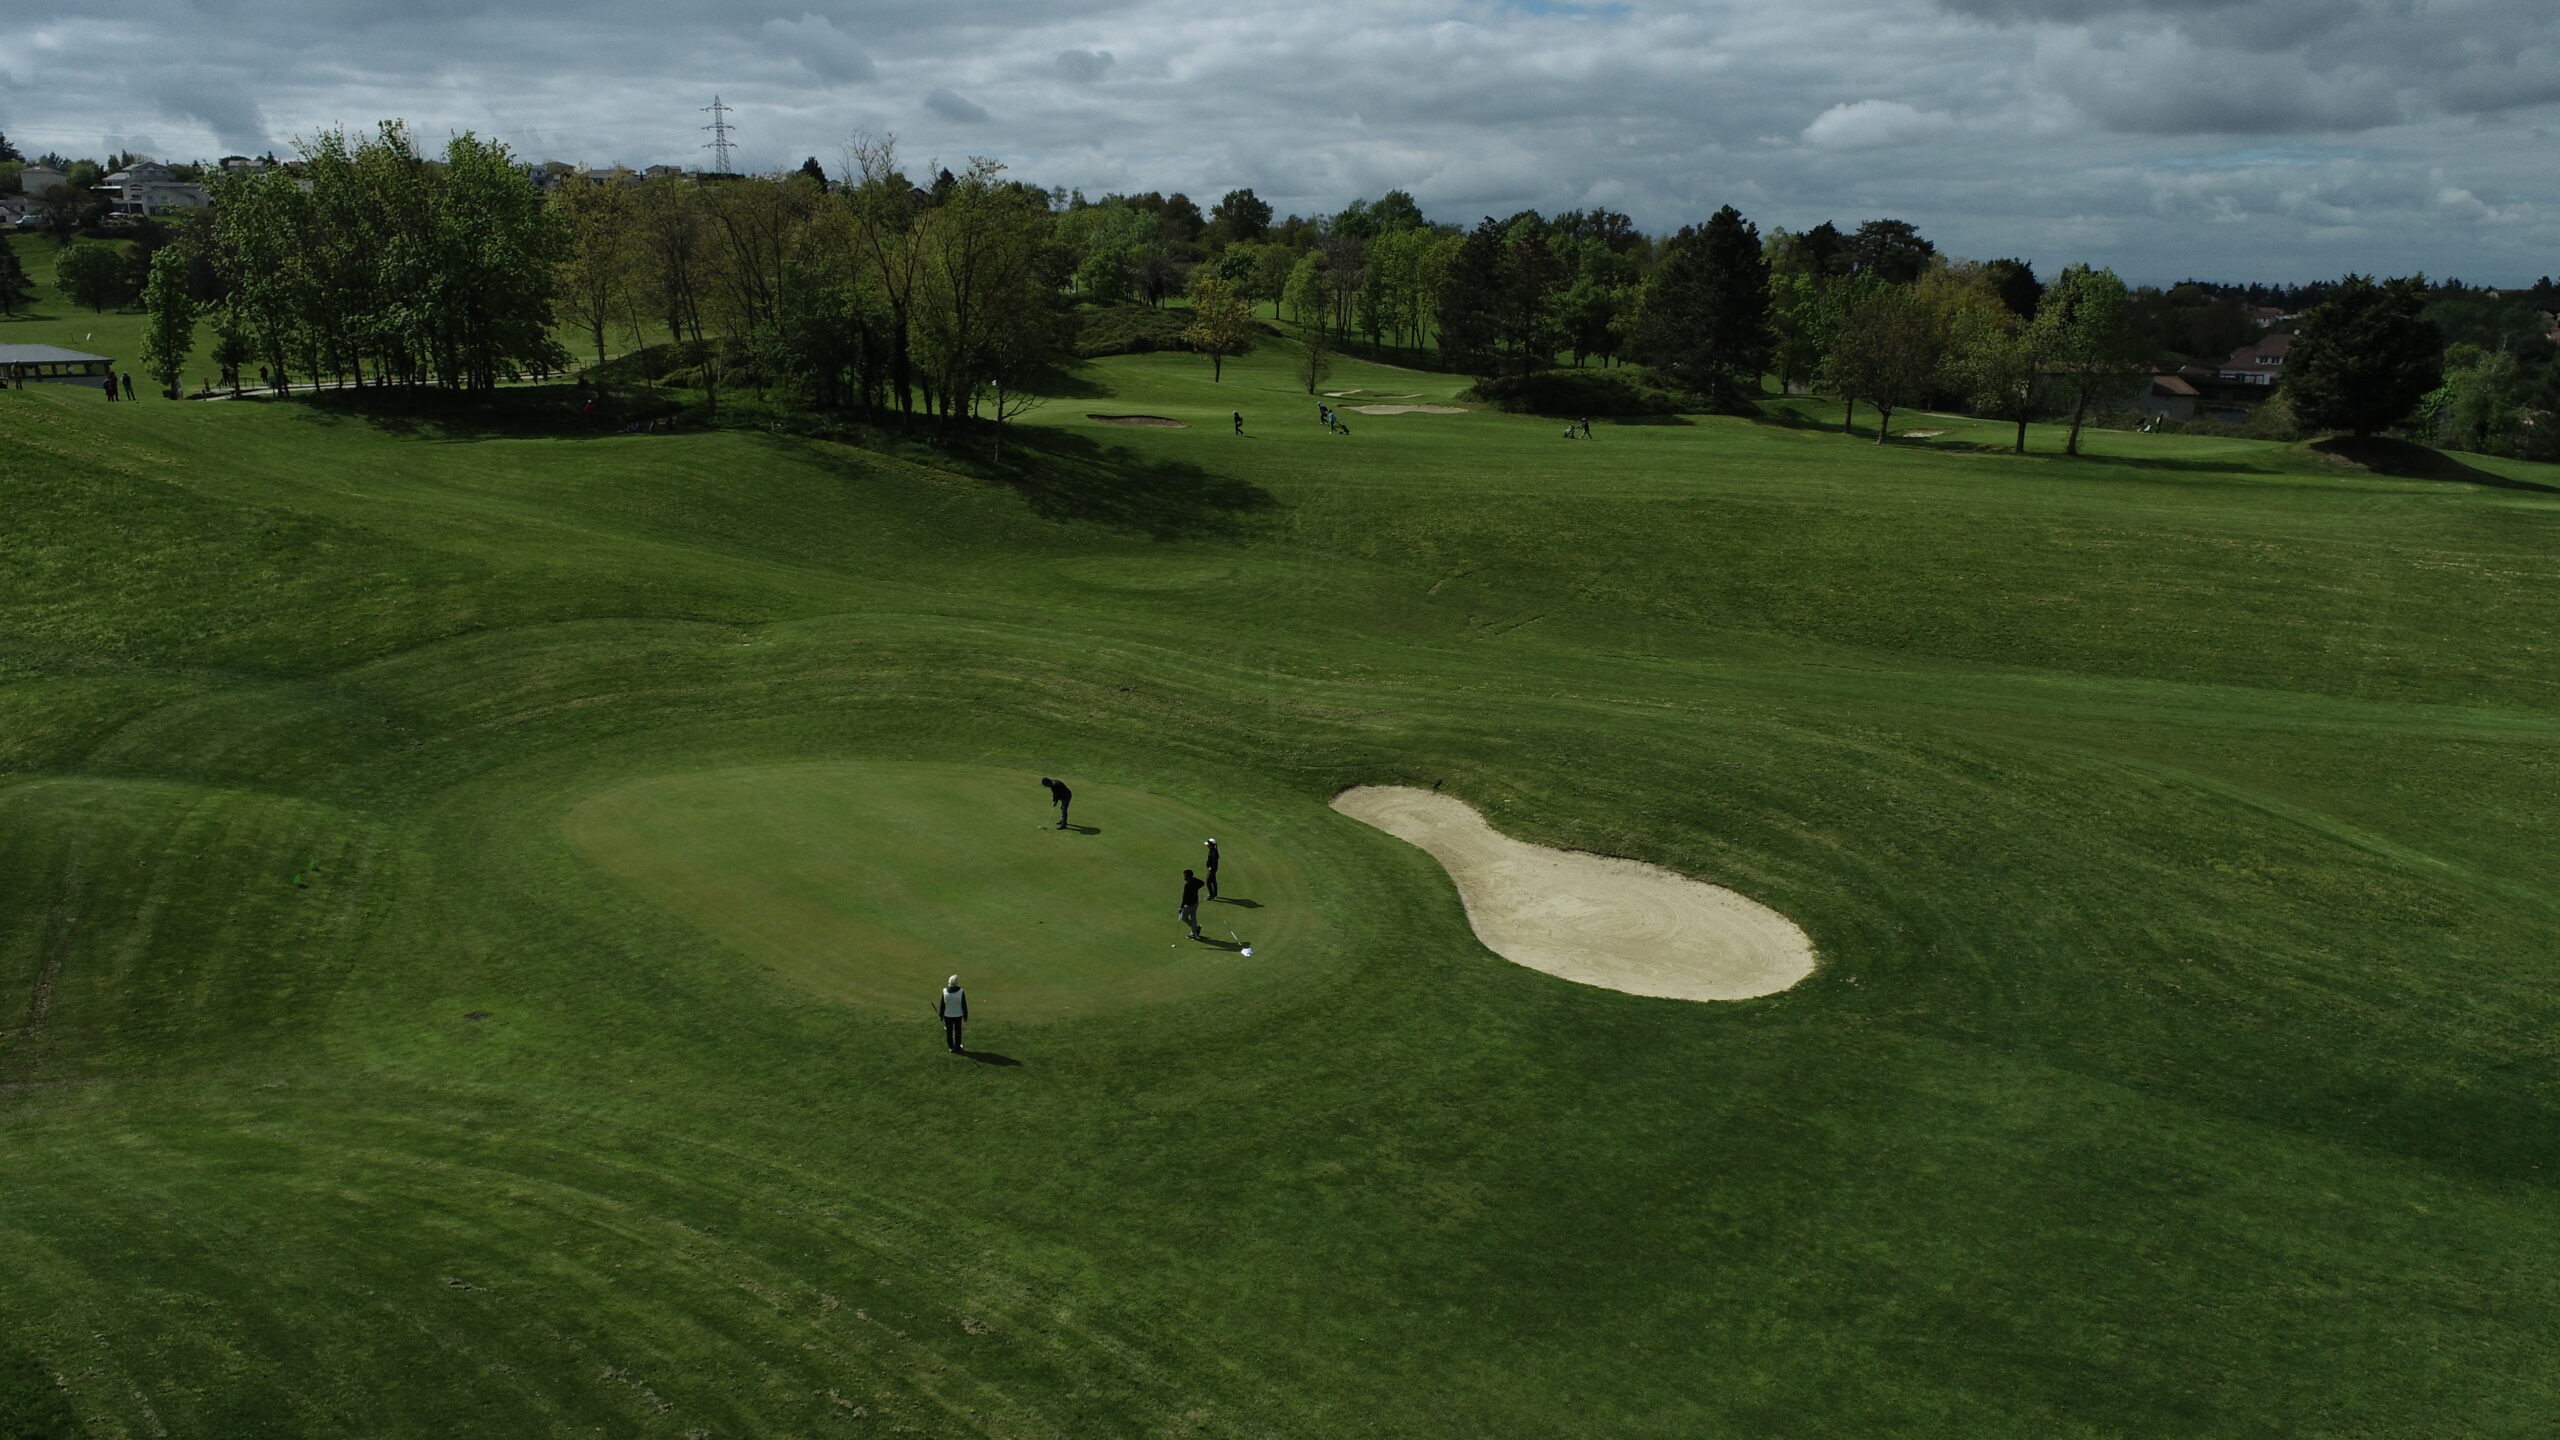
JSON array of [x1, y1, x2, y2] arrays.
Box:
[[1203, 838, 1221, 900], [1179, 869, 1205, 939], [939, 975, 968, 1052], [1040, 775, 1072, 829]]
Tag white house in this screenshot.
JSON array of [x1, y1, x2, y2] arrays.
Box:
[[15, 164, 67, 197]]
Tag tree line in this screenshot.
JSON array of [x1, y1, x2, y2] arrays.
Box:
[[59, 118, 2553, 455]]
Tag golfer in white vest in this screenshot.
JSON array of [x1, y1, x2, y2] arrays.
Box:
[[938, 975, 969, 1053]]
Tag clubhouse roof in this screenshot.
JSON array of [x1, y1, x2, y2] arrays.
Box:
[[0, 344, 116, 386]]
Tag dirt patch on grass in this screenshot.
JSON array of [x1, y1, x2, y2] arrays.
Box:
[[1087, 414, 1188, 428], [1352, 404, 1468, 416], [1332, 786, 1813, 1002]]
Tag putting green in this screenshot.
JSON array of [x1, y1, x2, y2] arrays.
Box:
[[562, 761, 1319, 1021]]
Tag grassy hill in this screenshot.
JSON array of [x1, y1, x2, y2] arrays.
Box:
[[3, 339, 2558, 1438]]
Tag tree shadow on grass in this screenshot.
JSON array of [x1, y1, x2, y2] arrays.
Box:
[[2308, 435, 2560, 494], [287, 383, 653, 442], [993, 426, 1277, 539]]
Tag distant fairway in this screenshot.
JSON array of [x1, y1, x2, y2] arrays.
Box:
[[564, 762, 1319, 1019], [6, 333, 2560, 1438]]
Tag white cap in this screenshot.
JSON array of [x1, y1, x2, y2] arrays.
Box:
[[947, 975, 960, 987]]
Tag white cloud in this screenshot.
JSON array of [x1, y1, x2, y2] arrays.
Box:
[[1801, 99, 1955, 150]]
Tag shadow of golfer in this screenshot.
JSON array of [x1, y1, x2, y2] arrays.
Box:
[[1060, 823, 1101, 835], [1211, 896, 1261, 908], [962, 1050, 1021, 1067], [1190, 937, 1249, 952]]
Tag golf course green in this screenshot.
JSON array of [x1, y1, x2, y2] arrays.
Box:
[[4, 330, 2559, 1438], [563, 762, 1320, 1018]]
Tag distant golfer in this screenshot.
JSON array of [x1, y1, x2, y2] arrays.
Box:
[[1040, 775, 1073, 829], [121, 373, 136, 401], [1203, 838, 1221, 900], [1179, 869, 1205, 939], [1579, 417, 1593, 439], [1232, 410, 1244, 434], [938, 975, 968, 1052]]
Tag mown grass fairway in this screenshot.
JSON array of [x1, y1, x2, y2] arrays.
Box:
[[563, 762, 1321, 1019], [4, 337, 2560, 1438]]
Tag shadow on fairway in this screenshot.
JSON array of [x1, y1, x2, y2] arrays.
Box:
[[1191, 938, 1249, 952], [1211, 896, 1261, 908], [2308, 435, 2560, 494], [290, 385, 614, 441], [993, 428, 1276, 539], [1059, 823, 1101, 835], [961, 1050, 1021, 1067]]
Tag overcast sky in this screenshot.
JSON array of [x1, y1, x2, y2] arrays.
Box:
[[3, 0, 2553, 284]]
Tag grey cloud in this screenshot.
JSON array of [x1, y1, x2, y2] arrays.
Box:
[[158, 73, 274, 155], [1055, 49, 1114, 83], [0, 0, 2549, 281], [924, 88, 990, 124], [765, 13, 876, 83]]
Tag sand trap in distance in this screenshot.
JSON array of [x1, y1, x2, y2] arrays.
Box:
[[1352, 404, 1467, 415], [1332, 786, 1813, 1001]]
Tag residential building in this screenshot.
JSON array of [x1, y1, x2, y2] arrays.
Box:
[[99, 161, 211, 217], [16, 164, 67, 197], [2140, 373, 2202, 422], [2216, 332, 2290, 387]]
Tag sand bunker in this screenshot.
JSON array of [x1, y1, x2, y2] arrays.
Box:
[[1332, 786, 1814, 1001], [1898, 428, 1948, 438], [1353, 404, 1468, 415], [1088, 414, 1187, 428]]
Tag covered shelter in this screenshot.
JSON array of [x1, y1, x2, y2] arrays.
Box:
[[0, 344, 116, 389]]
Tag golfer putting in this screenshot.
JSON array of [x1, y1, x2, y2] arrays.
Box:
[[938, 975, 969, 1051], [1040, 775, 1073, 829]]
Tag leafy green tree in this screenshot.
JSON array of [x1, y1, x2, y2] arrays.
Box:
[[1207, 188, 1272, 246], [0, 241, 34, 315], [2419, 343, 2529, 455], [140, 246, 197, 397], [1823, 281, 1942, 442], [35, 184, 93, 243], [2287, 274, 2445, 438], [1248, 243, 1297, 320], [1943, 303, 2046, 453], [553, 180, 639, 365], [1181, 268, 1254, 381], [1298, 322, 1332, 395], [2029, 263, 2145, 456], [1282, 250, 1328, 331], [1630, 205, 1771, 403], [56, 238, 134, 311]]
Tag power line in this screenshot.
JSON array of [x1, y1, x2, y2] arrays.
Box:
[[700, 96, 734, 176]]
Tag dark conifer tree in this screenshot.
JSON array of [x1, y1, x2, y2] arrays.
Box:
[[0, 242, 34, 315], [1435, 218, 1507, 375], [2287, 274, 2444, 438], [1630, 205, 1772, 402]]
